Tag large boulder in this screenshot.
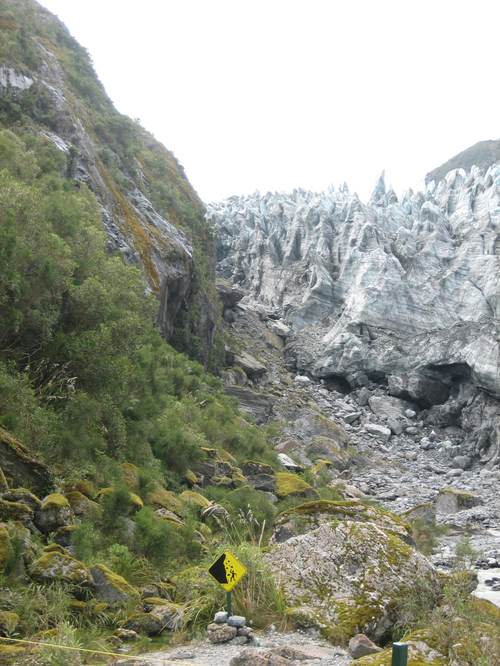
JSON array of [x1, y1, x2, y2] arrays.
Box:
[[34, 493, 73, 534], [90, 564, 139, 604], [29, 548, 93, 587], [234, 351, 267, 379], [266, 505, 440, 642], [349, 634, 382, 659], [435, 487, 482, 515]]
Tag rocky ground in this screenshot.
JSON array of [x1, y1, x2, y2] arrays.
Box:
[[116, 631, 352, 665], [219, 299, 500, 602]]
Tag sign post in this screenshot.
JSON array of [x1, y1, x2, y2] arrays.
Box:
[[391, 642, 408, 666], [208, 550, 247, 614]]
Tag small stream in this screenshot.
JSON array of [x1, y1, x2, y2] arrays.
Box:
[[473, 567, 500, 607]]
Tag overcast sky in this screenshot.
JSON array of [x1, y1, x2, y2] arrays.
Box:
[[39, 0, 500, 203]]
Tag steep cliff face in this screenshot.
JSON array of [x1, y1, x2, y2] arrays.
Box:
[[208, 166, 500, 466], [0, 0, 221, 366]]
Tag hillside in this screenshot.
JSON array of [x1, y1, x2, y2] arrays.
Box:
[[0, 0, 222, 368], [425, 138, 500, 185]]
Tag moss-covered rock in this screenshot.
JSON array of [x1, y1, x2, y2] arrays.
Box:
[[0, 612, 19, 636], [90, 564, 139, 604], [146, 485, 182, 513], [0, 468, 8, 492], [266, 519, 440, 643], [120, 462, 140, 492], [34, 493, 73, 534], [275, 472, 317, 499], [0, 427, 52, 494], [0, 524, 11, 572], [29, 549, 93, 586], [64, 479, 97, 499], [96, 486, 144, 513], [435, 486, 481, 515], [0, 497, 33, 523], [148, 602, 184, 631], [307, 436, 352, 469], [179, 490, 211, 513], [122, 611, 164, 636], [356, 640, 446, 665], [273, 500, 412, 544], [65, 490, 99, 517], [2, 488, 41, 511]]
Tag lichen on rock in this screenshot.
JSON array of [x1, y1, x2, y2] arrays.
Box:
[[266, 517, 440, 642]]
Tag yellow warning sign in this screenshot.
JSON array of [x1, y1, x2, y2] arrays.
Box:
[[208, 551, 247, 591]]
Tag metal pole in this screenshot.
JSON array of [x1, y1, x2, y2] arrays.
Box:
[[392, 642, 408, 666], [226, 591, 232, 616]]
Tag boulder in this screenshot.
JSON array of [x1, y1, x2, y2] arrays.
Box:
[[229, 649, 292, 665], [451, 455, 472, 470], [207, 623, 237, 644], [90, 564, 139, 604], [148, 602, 184, 631], [35, 493, 73, 534], [368, 395, 414, 422], [234, 351, 267, 379], [435, 487, 482, 515], [65, 490, 99, 516], [0, 611, 19, 637], [275, 472, 317, 499], [227, 615, 246, 627], [356, 639, 445, 664], [29, 549, 93, 587], [225, 386, 274, 424], [122, 612, 164, 636], [349, 634, 382, 659], [277, 453, 303, 471], [0, 497, 33, 524], [388, 374, 450, 406], [268, 320, 291, 338], [364, 423, 391, 442], [2, 488, 41, 511], [216, 278, 245, 309], [246, 473, 276, 493], [214, 611, 228, 624], [266, 512, 440, 642]]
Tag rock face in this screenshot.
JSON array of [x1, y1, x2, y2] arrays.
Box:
[[0, 0, 220, 364], [207, 166, 500, 466]]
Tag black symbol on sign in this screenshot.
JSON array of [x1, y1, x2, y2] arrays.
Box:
[[209, 553, 229, 584]]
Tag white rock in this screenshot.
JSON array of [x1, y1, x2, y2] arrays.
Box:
[[277, 453, 302, 470], [364, 423, 392, 441]]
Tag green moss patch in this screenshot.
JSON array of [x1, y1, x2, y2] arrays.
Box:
[[275, 472, 317, 498]]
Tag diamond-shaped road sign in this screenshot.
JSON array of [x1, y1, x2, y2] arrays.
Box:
[[208, 550, 247, 592]]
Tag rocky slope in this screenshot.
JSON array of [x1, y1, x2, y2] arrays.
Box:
[[0, 0, 221, 365], [208, 166, 500, 469], [426, 139, 500, 186]]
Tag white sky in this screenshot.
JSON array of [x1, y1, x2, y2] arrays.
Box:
[[38, 0, 500, 203]]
